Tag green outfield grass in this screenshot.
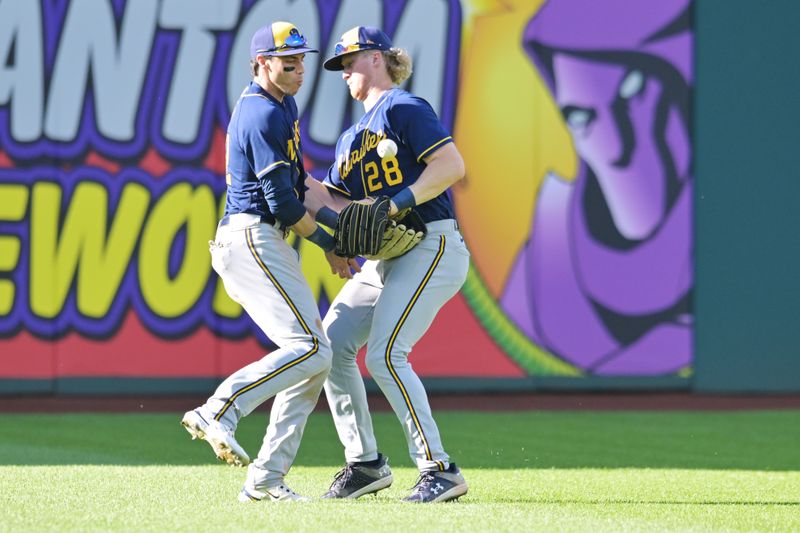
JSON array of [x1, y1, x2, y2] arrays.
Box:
[[0, 410, 798, 532]]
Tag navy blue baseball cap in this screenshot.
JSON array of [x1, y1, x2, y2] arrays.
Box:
[[323, 26, 393, 71], [250, 21, 318, 59]]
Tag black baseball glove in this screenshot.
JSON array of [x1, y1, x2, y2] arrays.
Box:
[[334, 196, 392, 257], [364, 209, 427, 260], [396, 209, 426, 234]]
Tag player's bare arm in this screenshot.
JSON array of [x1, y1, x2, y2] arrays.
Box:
[[303, 174, 351, 216], [389, 143, 465, 216]]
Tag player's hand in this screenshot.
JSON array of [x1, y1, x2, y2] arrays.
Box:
[[346, 257, 361, 274], [388, 199, 399, 217], [325, 250, 361, 279]]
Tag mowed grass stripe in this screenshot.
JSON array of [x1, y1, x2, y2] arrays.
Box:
[[0, 411, 798, 470], [0, 466, 797, 532]]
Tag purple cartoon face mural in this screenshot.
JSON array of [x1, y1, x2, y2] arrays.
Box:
[[501, 0, 693, 375]]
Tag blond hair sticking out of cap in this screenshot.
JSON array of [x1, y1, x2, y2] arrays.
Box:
[[382, 48, 412, 85]]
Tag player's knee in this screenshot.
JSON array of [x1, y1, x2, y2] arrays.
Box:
[[290, 334, 331, 374], [364, 348, 391, 379], [316, 339, 333, 370], [365, 345, 410, 378], [324, 322, 358, 364], [303, 333, 331, 372]]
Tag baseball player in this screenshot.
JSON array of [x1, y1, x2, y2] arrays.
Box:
[[306, 26, 471, 503], [180, 21, 358, 502]]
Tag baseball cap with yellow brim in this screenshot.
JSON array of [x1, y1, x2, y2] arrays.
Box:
[[250, 21, 318, 58], [323, 26, 393, 71]]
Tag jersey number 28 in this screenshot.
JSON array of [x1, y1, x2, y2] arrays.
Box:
[[365, 156, 404, 192]]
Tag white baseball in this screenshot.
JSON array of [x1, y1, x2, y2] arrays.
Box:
[[377, 139, 398, 159]]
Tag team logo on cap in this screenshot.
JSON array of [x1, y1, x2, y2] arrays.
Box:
[[253, 22, 311, 56], [273, 24, 306, 50]]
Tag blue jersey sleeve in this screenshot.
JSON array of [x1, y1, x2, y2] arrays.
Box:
[[389, 94, 453, 163], [242, 102, 305, 225]]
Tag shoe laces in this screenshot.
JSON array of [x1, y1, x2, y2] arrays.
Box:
[[409, 471, 437, 493], [330, 464, 356, 490]]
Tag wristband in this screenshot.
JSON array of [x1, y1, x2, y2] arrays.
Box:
[[306, 225, 336, 252], [315, 206, 339, 228], [391, 188, 416, 212]]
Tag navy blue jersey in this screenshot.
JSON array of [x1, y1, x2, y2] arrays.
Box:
[[225, 81, 306, 219], [323, 89, 455, 223]]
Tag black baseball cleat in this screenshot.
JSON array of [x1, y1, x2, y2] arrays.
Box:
[[322, 453, 394, 499], [402, 463, 468, 503]]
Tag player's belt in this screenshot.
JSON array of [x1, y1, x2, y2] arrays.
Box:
[[218, 213, 289, 238], [218, 213, 284, 231]]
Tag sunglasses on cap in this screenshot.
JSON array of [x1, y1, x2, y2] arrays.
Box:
[[257, 30, 308, 54], [334, 41, 387, 56]]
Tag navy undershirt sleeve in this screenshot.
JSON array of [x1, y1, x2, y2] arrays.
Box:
[[261, 165, 306, 226]]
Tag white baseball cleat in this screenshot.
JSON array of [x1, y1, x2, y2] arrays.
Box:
[[181, 409, 250, 467], [238, 483, 310, 502]]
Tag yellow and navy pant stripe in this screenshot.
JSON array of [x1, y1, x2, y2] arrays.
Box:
[[213, 228, 319, 421], [384, 235, 447, 471]]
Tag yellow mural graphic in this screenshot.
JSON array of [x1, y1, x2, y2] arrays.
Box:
[[455, 0, 577, 297]]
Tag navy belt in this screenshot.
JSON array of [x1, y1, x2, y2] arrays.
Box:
[[218, 213, 281, 229]]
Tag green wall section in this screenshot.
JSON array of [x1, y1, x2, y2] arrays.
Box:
[[693, 0, 800, 392]]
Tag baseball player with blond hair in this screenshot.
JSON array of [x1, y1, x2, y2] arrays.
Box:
[[180, 21, 357, 503], [305, 26, 471, 503]]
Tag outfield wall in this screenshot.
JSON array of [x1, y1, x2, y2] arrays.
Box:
[[0, 0, 796, 394], [692, 0, 800, 393]]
